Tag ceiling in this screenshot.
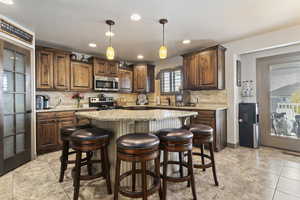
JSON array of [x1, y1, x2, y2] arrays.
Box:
[[2, 0, 300, 62]]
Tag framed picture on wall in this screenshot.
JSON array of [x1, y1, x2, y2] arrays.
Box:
[[237, 60, 242, 87]]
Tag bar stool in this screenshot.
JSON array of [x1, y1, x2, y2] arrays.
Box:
[[59, 124, 92, 182], [114, 133, 161, 200], [70, 127, 112, 200], [156, 128, 197, 200], [188, 124, 218, 186]]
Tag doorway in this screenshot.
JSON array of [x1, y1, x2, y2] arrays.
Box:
[[0, 40, 31, 175], [257, 52, 300, 152]]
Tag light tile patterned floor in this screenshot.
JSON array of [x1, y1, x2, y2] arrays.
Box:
[[1, 146, 300, 200]]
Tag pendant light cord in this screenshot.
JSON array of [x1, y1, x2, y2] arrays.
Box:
[[162, 23, 165, 46], [109, 25, 112, 46]]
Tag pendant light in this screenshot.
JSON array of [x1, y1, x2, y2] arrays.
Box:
[[106, 19, 115, 60], [159, 18, 168, 59]]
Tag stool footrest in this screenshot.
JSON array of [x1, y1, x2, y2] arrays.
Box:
[[192, 152, 213, 169], [119, 169, 160, 198]]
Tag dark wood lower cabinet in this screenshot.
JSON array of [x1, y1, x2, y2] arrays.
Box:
[[189, 109, 227, 152], [37, 111, 76, 154]]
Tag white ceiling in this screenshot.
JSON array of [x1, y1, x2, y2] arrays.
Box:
[[2, 0, 300, 61]]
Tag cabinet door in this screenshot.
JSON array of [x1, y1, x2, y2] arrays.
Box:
[[70, 62, 93, 91], [119, 69, 133, 93], [183, 54, 198, 90], [198, 50, 217, 88], [53, 53, 70, 90], [94, 58, 107, 76], [36, 50, 54, 89], [107, 61, 118, 76], [133, 65, 147, 92], [36, 119, 58, 154]]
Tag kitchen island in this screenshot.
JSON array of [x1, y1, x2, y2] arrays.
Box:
[[76, 109, 198, 185]]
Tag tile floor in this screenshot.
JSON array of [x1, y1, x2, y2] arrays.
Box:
[[1, 146, 300, 200]]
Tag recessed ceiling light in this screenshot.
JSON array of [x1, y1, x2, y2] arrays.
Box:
[[105, 31, 115, 37], [131, 14, 141, 21], [137, 54, 144, 59], [89, 43, 97, 48], [182, 39, 191, 44], [0, 0, 13, 5]]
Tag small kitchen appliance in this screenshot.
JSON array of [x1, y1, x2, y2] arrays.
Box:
[[36, 95, 50, 110]]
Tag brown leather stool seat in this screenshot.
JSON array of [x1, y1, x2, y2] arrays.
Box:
[[188, 124, 219, 186], [59, 124, 93, 183], [189, 124, 213, 143], [156, 128, 197, 200], [71, 127, 112, 200], [114, 133, 161, 200]]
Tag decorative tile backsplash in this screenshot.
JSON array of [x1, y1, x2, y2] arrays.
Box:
[[189, 90, 227, 104], [36, 91, 139, 107]]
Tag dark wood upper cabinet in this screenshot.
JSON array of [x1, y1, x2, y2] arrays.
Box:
[[183, 45, 226, 90], [36, 50, 54, 89], [53, 53, 70, 90], [93, 58, 119, 77], [133, 64, 155, 93], [36, 47, 70, 91], [70, 61, 93, 91], [118, 67, 133, 93]]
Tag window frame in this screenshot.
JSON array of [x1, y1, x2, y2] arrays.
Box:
[[159, 66, 183, 95]]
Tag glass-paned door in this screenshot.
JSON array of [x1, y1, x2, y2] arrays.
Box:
[[257, 53, 300, 152], [0, 40, 31, 175]]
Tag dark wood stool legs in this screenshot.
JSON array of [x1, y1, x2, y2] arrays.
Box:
[[209, 143, 218, 186], [73, 151, 82, 200], [162, 150, 168, 200], [114, 157, 121, 200], [200, 144, 206, 172], [59, 140, 70, 182]]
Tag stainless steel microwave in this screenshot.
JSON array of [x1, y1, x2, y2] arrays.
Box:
[[94, 76, 119, 91]]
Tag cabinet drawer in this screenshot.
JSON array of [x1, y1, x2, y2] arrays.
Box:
[[56, 111, 75, 118], [57, 117, 75, 123], [37, 112, 56, 120], [195, 110, 215, 117]]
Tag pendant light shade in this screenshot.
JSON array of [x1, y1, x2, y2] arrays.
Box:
[[159, 18, 168, 59], [106, 46, 115, 60], [106, 20, 115, 60]]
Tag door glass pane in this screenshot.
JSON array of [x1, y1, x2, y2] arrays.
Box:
[[3, 71, 14, 92], [4, 94, 14, 114], [3, 49, 14, 71], [4, 115, 14, 137], [270, 62, 300, 139], [4, 136, 14, 159], [16, 114, 25, 133], [15, 52, 25, 73], [15, 73, 25, 92], [16, 134, 25, 153], [15, 94, 25, 113]]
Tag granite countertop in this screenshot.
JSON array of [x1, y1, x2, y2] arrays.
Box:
[[35, 107, 99, 113], [124, 104, 228, 111], [76, 109, 198, 121]]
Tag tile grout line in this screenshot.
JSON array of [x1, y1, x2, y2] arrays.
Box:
[[45, 157, 72, 200], [271, 163, 284, 200]]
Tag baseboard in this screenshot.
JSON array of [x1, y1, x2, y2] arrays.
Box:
[[227, 142, 239, 148]]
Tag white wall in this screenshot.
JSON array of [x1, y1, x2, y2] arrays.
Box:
[[223, 24, 300, 145]]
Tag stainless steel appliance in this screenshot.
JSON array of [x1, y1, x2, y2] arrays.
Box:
[[89, 96, 115, 109], [238, 103, 260, 148], [35, 95, 50, 110], [94, 76, 119, 91]]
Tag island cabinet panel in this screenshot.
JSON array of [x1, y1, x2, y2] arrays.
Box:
[[183, 45, 226, 90], [36, 111, 76, 154], [133, 64, 154, 93], [36, 50, 54, 89], [93, 58, 119, 77], [53, 53, 70, 90], [70, 61, 93, 91], [118, 68, 133, 93]]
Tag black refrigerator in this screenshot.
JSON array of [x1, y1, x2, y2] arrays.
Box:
[[238, 103, 260, 148]]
